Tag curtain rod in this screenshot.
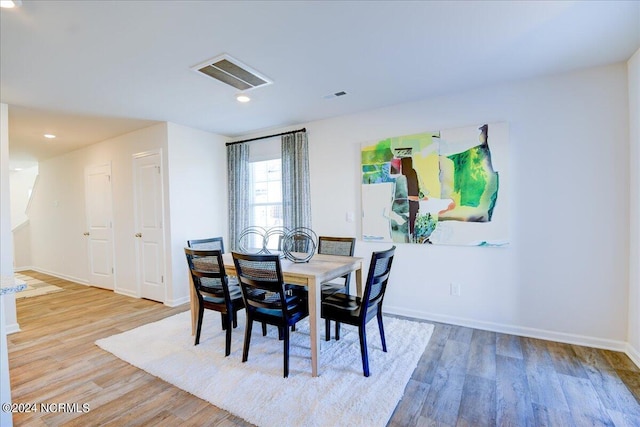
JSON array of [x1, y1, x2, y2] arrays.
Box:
[[225, 128, 306, 146]]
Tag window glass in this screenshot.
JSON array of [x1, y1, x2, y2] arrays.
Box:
[[250, 159, 283, 230]]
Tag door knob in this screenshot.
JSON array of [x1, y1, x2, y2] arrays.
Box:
[[83, 232, 90, 236], [135, 233, 142, 238]]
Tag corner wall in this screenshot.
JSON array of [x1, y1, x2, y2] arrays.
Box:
[[165, 122, 228, 305]]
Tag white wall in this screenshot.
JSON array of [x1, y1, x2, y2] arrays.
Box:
[[166, 122, 228, 305], [9, 166, 38, 230], [1, 104, 18, 331], [10, 166, 38, 271], [28, 123, 169, 296], [628, 49, 640, 365], [257, 63, 631, 349]]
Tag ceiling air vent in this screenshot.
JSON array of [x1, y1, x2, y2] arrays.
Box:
[[193, 54, 272, 91]]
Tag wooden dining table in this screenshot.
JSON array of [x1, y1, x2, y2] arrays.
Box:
[[189, 252, 363, 377]]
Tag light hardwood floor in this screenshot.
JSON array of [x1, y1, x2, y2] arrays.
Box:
[[7, 271, 640, 426]]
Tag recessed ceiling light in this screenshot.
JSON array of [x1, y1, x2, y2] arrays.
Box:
[[0, 0, 22, 9], [236, 93, 251, 103], [44, 134, 56, 139]]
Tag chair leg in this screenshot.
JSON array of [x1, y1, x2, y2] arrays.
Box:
[[283, 325, 290, 378], [359, 325, 370, 377], [232, 310, 238, 328], [377, 310, 387, 352], [262, 322, 267, 336], [220, 313, 226, 330], [335, 321, 341, 341], [325, 319, 331, 341], [224, 313, 232, 357], [194, 307, 204, 346], [242, 318, 253, 363]]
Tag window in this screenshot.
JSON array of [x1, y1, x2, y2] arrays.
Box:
[[249, 158, 282, 229]]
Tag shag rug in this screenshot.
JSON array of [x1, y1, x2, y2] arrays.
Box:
[[96, 310, 433, 427], [14, 273, 63, 299]]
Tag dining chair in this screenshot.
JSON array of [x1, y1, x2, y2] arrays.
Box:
[[184, 248, 245, 356], [187, 236, 241, 329], [318, 236, 356, 297], [232, 252, 309, 378], [321, 245, 396, 377]]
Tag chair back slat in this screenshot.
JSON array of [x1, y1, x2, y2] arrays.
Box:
[[318, 236, 355, 257], [187, 237, 225, 252]]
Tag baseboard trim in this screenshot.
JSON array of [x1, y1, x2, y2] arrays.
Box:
[[385, 305, 628, 353], [5, 323, 21, 335], [164, 296, 190, 308], [27, 267, 88, 286], [115, 288, 138, 299], [626, 343, 640, 369]]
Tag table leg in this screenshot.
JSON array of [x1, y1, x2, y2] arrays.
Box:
[[355, 267, 363, 297], [308, 277, 320, 377]]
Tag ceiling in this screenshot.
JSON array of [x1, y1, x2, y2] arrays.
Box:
[[2, 1, 639, 169]]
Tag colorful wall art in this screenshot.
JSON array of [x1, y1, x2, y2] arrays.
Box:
[[361, 123, 508, 246]]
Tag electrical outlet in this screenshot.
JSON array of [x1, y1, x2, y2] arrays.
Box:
[[450, 283, 461, 296]]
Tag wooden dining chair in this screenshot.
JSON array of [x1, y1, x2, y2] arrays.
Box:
[[321, 246, 395, 377], [232, 252, 309, 378], [184, 247, 245, 356], [187, 236, 242, 329]]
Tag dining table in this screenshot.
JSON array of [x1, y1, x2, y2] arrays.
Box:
[[188, 251, 363, 377]]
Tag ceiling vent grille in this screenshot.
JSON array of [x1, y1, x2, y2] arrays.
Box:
[[193, 54, 272, 91]]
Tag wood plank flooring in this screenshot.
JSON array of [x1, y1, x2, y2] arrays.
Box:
[[6, 271, 640, 426]]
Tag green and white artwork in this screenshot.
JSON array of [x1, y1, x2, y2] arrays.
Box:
[[361, 123, 509, 246]]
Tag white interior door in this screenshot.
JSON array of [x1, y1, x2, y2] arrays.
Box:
[[133, 151, 166, 303], [84, 163, 115, 290]]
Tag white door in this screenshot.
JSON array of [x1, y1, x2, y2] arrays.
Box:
[[84, 163, 115, 290], [133, 151, 166, 303]]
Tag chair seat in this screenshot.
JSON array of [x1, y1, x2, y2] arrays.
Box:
[[254, 302, 308, 326], [322, 291, 361, 310], [202, 286, 243, 305], [321, 292, 364, 324]]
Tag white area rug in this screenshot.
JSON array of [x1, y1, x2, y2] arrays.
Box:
[[96, 310, 433, 427], [14, 273, 63, 299]]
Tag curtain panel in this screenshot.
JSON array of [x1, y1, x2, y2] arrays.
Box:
[[281, 131, 312, 230], [227, 142, 250, 251]]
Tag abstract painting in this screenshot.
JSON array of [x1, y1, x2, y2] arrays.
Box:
[[361, 123, 508, 246]]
